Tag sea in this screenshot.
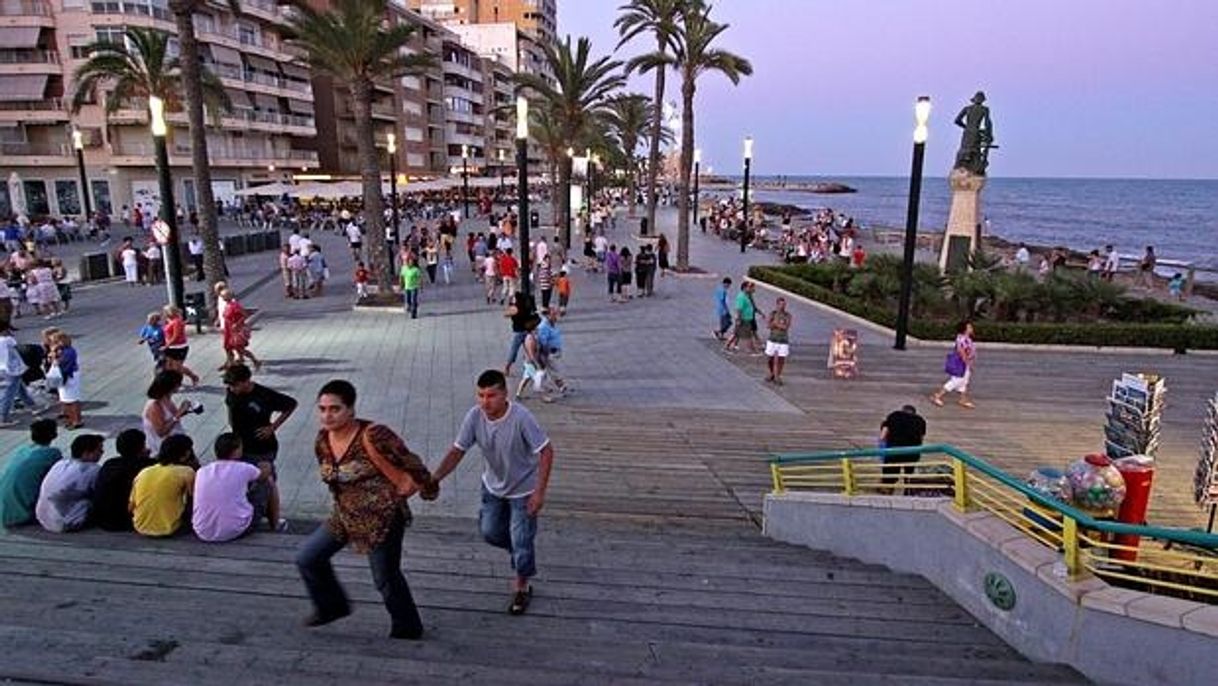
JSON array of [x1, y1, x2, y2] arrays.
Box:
[[738, 176, 1218, 273]]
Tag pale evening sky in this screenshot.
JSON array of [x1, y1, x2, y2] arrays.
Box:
[[557, 0, 1218, 179]]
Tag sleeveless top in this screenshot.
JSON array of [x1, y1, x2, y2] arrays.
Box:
[[143, 399, 182, 455]]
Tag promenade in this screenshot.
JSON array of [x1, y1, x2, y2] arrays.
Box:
[[2, 202, 1210, 682]]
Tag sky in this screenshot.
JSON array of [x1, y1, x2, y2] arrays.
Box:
[[557, 0, 1218, 179]]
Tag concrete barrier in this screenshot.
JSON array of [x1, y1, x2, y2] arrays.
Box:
[[764, 492, 1218, 686]]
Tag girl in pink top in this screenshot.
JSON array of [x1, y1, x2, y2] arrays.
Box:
[[931, 321, 977, 409]]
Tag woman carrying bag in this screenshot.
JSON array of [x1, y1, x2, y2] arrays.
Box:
[[46, 331, 82, 428], [296, 379, 437, 640]]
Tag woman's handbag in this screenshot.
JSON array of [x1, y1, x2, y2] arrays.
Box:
[[944, 350, 967, 377], [44, 363, 64, 390], [360, 424, 420, 498]]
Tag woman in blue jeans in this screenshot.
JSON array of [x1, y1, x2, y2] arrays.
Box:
[[296, 380, 437, 639]]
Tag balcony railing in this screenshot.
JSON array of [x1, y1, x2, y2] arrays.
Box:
[[0, 97, 63, 111], [0, 0, 52, 15], [1, 141, 70, 156], [208, 61, 309, 93], [0, 49, 60, 64], [91, 2, 173, 23], [112, 140, 318, 164], [223, 108, 315, 129]]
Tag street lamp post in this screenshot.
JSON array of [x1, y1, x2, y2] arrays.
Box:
[[741, 136, 753, 254], [387, 132, 399, 271], [461, 144, 470, 219], [148, 96, 184, 310], [564, 146, 574, 249], [498, 148, 506, 198], [71, 128, 93, 226], [585, 148, 595, 212], [895, 96, 932, 351], [693, 148, 701, 230], [516, 96, 532, 299]]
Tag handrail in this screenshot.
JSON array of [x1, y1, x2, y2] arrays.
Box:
[[770, 443, 1218, 550]]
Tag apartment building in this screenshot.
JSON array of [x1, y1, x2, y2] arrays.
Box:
[[0, 0, 318, 219], [407, 0, 555, 46]]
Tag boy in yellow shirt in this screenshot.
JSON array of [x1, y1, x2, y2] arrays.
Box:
[[130, 434, 198, 537]]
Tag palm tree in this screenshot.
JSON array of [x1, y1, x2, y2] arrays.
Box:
[[605, 93, 664, 218], [615, 0, 684, 236], [70, 28, 229, 211], [286, 0, 434, 290], [516, 36, 625, 249], [169, 0, 237, 309], [670, 2, 751, 269]]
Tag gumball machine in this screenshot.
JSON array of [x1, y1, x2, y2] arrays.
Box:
[[1065, 454, 1127, 519]]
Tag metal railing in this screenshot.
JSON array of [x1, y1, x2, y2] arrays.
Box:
[[90, 2, 172, 22], [770, 444, 1218, 602], [0, 49, 60, 64], [0, 97, 63, 111], [0, 0, 51, 16], [0, 141, 70, 156]]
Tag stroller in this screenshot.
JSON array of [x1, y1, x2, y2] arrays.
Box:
[[17, 343, 53, 403]]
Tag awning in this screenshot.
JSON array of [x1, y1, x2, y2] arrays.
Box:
[[0, 75, 48, 101], [281, 63, 309, 80], [207, 44, 243, 66], [285, 98, 314, 115], [224, 88, 252, 109], [251, 92, 279, 110], [0, 27, 42, 48], [245, 54, 278, 72]]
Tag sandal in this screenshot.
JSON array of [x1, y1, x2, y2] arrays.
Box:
[[958, 400, 976, 409], [508, 586, 533, 615], [929, 395, 944, 407]]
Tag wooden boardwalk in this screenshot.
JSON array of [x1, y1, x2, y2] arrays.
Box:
[[0, 406, 1085, 684]]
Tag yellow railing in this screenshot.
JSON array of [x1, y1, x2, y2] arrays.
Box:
[[771, 444, 1218, 603]]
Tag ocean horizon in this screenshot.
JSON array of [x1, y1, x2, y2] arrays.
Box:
[[705, 175, 1217, 272]]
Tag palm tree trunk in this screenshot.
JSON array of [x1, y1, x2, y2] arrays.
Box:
[[172, 3, 223, 309], [557, 153, 572, 250], [643, 50, 665, 236], [675, 73, 695, 270], [351, 80, 388, 289], [625, 135, 638, 218]]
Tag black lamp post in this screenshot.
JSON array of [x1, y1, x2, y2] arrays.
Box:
[[586, 148, 595, 211], [149, 96, 184, 310], [498, 148, 506, 198], [387, 132, 399, 269], [693, 147, 701, 229], [564, 147, 573, 249], [516, 96, 532, 297], [71, 128, 93, 225], [740, 136, 753, 254], [895, 96, 932, 351], [461, 144, 470, 219]]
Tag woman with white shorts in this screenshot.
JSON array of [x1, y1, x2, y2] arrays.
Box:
[[931, 321, 976, 409]]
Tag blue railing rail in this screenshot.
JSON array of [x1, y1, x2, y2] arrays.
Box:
[[769, 443, 1218, 551]]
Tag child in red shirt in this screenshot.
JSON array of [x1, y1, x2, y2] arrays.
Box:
[[354, 262, 369, 300]]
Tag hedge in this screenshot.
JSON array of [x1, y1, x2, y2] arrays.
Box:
[[749, 265, 1218, 351]]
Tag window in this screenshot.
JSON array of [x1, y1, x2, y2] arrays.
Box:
[[95, 26, 125, 45], [70, 45, 92, 59], [91, 0, 120, 13], [23, 180, 50, 217], [404, 127, 423, 142], [91, 179, 112, 215], [0, 185, 10, 219], [193, 13, 215, 34], [238, 22, 259, 46], [55, 180, 82, 216]]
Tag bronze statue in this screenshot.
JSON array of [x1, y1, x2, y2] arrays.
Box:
[[953, 91, 995, 175]]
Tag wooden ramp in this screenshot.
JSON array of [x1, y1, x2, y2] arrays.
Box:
[[0, 406, 1085, 684]]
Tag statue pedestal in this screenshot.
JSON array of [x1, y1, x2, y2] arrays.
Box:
[[938, 168, 986, 273]]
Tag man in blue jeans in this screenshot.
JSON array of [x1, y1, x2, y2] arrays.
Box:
[[0, 324, 42, 427], [712, 277, 733, 340], [427, 369, 555, 615]]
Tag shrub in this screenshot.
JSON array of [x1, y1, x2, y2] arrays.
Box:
[[749, 265, 1218, 351]]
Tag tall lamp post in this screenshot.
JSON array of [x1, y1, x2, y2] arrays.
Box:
[[148, 96, 184, 310], [692, 148, 701, 229], [387, 132, 400, 269], [894, 96, 932, 351], [740, 136, 753, 254], [515, 96, 532, 298], [461, 144, 470, 219], [585, 148, 595, 211], [71, 128, 93, 225], [497, 148, 506, 197], [564, 146, 574, 249]]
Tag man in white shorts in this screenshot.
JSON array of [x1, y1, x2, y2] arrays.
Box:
[[764, 297, 792, 385]]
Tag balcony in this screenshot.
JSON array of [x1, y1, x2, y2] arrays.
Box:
[[208, 61, 310, 95], [0, 97, 68, 122], [0, 49, 60, 65], [110, 140, 319, 167], [222, 108, 315, 132], [0, 0, 52, 16], [0, 140, 73, 162], [90, 2, 173, 25]]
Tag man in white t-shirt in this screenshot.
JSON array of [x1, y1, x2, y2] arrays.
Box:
[[287, 229, 302, 255], [35, 434, 104, 533], [187, 237, 205, 281], [192, 433, 278, 542], [1102, 244, 1120, 282], [1014, 243, 1030, 271], [296, 233, 313, 257], [345, 222, 363, 261], [120, 241, 139, 285], [428, 369, 555, 616]]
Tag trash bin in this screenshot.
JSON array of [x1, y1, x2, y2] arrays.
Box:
[[183, 292, 207, 334], [223, 234, 247, 256], [1112, 455, 1155, 562], [530, 209, 539, 228], [78, 252, 111, 281], [245, 232, 264, 253], [639, 216, 649, 235]]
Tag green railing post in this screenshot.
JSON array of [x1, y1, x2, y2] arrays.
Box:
[[841, 458, 857, 496], [952, 459, 970, 511]]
